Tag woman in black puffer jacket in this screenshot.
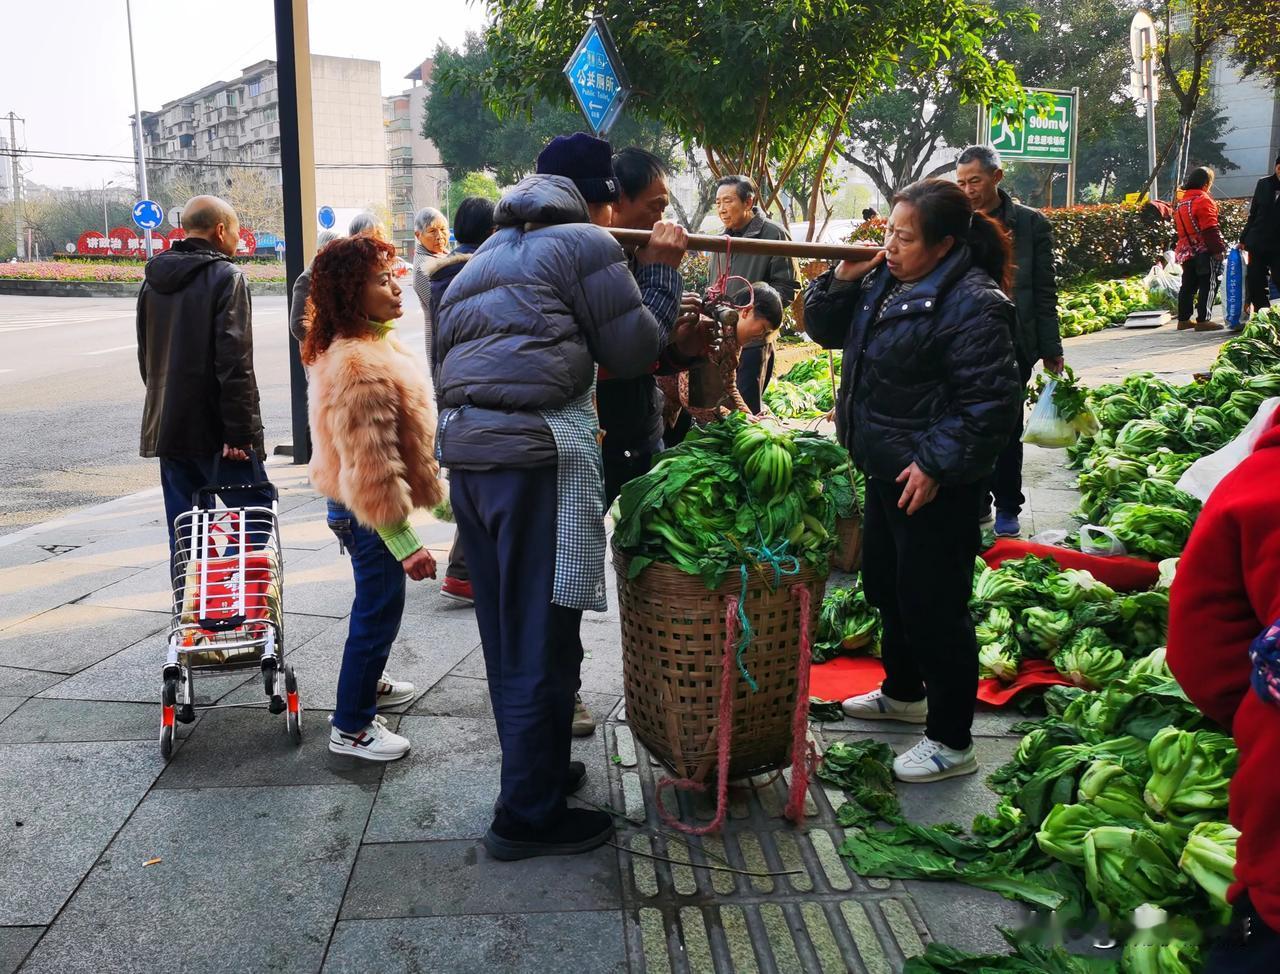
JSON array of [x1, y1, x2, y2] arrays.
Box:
[[804, 178, 1021, 784]]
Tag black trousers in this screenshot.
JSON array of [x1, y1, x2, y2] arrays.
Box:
[[862, 476, 983, 751], [450, 466, 583, 829], [603, 449, 655, 508], [1178, 253, 1215, 323], [1205, 894, 1280, 974], [736, 342, 775, 414], [987, 359, 1035, 517], [1246, 249, 1280, 310]]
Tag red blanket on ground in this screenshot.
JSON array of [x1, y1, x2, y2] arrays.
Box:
[[982, 539, 1159, 591], [810, 541, 1158, 706]]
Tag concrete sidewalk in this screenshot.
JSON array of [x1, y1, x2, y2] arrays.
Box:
[[0, 323, 1227, 973]]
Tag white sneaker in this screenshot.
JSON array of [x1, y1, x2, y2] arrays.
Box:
[[841, 689, 928, 724], [376, 673, 416, 710], [329, 720, 411, 762], [892, 737, 978, 782]]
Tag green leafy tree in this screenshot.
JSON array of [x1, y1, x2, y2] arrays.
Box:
[[446, 171, 501, 220], [468, 0, 1030, 238], [424, 33, 678, 187]]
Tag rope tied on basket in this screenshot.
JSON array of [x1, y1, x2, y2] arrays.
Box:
[[733, 541, 800, 691], [654, 582, 818, 835]]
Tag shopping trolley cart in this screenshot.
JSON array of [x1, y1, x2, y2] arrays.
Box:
[[160, 457, 300, 760]]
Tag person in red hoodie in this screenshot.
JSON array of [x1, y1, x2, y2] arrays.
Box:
[[1167, 402, 1280, 971], [1173, 166, 1228, 332]]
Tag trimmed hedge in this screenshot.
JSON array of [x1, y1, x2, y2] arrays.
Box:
[[843, 202, 1249, 284]]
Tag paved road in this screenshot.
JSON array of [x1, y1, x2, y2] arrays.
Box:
[[0, 292, 427, 535]]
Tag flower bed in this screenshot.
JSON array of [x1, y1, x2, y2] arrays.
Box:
[[1, 261, 286, 283]]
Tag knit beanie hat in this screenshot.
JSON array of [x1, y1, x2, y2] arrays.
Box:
[[536, 133, 620, 204]]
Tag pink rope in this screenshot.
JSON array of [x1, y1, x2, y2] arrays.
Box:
[[655, 584, 818, 833], [655, 596, 740, 835], [784, 583, 817, 825]]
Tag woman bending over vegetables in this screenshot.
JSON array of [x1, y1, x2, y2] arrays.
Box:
[[804, 178, 1021, 783], [304, 233, 444, 762]]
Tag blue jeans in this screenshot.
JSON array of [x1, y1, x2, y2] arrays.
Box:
[[450, 467, 584, 829], [327, 500, 406, 734], [160, 455, 274, 556]]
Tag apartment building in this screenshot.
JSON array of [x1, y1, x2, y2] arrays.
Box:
[[137, 56, 386, 216], [384, 59, 447, 257]]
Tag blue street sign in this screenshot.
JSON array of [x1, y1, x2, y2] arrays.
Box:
[[563, 17, 632, 137], [274, 241, 286, 254], [317, 206, 336, 229], [132, 200, 163, 230]]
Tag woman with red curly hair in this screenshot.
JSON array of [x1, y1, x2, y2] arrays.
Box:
[[304, 234, 444, 762]]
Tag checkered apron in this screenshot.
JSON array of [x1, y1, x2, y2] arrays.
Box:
[[539, 379, 608, 612]]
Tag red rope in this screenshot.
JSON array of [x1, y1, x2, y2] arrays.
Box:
[[655, 596, 740, 835], [655, 585, 817, 833], [784, 583, 817, 825]]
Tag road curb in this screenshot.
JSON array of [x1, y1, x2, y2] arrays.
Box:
[[0, 279, 287, 299]]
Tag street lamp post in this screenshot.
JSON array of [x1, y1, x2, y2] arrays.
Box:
[[124, 0, 153, 259], [102, 180, 116, 239]]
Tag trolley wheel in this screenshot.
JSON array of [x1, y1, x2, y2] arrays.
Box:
[[261, 658, 278, 698], [161, 676, 178, 761], [285, 665, 302, 745]]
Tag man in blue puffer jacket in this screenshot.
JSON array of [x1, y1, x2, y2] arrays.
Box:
[[435, 134, 687, 860]]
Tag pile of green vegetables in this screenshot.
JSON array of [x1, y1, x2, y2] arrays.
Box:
[[1058, 277, 1162, 338], [814, 579, 881, 661], [614, 414, 855, 587], [822, 644, 1239, 972], [971, 554, 1174, 687], [762, 351, 841, 419], [1065, 308, 1280, 553]]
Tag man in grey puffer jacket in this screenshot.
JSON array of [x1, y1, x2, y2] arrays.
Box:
[[435, 133, 686, 861]]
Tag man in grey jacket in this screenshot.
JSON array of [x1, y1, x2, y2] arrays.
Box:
[[435, 133, 686, 861], [956, 145, 1064, 538], [707, 175, 801, 413]]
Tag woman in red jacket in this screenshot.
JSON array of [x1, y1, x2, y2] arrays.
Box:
[[1167, 403, 1280, 971], [1174, 166, 1227, 331]]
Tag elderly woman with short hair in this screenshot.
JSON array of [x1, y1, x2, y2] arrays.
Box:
[[412, 206, 451, 363]]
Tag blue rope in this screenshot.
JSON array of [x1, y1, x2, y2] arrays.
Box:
[[733, 540, 800, 691]]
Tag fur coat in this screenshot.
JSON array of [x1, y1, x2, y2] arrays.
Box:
[[308, 331, 443, 530]]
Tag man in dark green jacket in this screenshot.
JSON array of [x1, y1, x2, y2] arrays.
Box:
[[708, 175, 801, 412], [956, 145, 1064, 538]]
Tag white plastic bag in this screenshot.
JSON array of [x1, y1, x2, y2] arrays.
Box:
[[1078, 525, 1127, 557], [1021, 379, 1076, 448], [1143, 261, 1181, 308], [1176, 398, 1280, 501]]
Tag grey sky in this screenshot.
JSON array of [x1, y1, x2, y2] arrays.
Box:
[[3, 0, 486, 189]]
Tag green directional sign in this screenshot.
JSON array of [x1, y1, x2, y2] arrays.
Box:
[[989, 89, 1076, 163]]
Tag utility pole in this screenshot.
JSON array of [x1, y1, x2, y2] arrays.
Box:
[[5, 112, 23, 260], [125, 0, 153, 259]]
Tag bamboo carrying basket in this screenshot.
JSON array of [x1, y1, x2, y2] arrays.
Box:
[[829, 514, 864, 573], [614, 543, 825, 782]]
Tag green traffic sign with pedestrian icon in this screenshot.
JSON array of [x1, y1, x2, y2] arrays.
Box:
[[989, 89, 1076, 163]]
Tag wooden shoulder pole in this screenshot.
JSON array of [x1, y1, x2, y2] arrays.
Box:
[[608, 228, 883, 262]]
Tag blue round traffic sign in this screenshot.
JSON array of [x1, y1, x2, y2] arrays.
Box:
[[317, 206, 336, 229], [133, 200, 164, 230]]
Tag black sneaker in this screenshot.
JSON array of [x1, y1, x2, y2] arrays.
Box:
[[483, 807, 614, 861]]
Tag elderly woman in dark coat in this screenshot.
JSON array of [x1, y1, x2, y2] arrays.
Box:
[[804, 178, 1021, 783]]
